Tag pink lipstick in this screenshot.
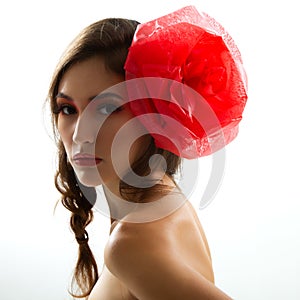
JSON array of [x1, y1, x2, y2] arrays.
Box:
[[72, 153, 102, 167]]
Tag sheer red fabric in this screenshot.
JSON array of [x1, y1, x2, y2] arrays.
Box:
[[124, 6, 248, 158]]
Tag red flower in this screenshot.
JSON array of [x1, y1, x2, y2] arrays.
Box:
[[124, 6, 248, 158]]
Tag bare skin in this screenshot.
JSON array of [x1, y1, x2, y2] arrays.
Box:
[[89, 190, 232, 300], [56, 56, 232, 299]]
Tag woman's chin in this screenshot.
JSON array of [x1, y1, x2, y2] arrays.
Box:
[[80, 180, 103, 187], [74, 169, 104, 187]]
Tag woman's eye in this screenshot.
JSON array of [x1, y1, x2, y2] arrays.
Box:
[[97, 103, 122, 115], [57, 105, 77, 115]]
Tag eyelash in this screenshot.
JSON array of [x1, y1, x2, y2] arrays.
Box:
[[97, 103, 123, 115], [53, 102, 123, 116], [53, 104, 77, 115]]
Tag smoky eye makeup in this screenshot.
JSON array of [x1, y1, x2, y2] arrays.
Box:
[[53, 103, 77, 115], [96, 103, 123, 115], [53, 91, 127, 116], [53, 94, 78, 115], [92, 92, 127, 115]]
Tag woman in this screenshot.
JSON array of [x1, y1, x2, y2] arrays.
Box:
[[48, 6, 246, 300]]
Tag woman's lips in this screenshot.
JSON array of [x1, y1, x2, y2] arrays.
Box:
[[72, 153, 102, 167]]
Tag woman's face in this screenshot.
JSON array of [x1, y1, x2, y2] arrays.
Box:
[[56, 56, 151, 192]]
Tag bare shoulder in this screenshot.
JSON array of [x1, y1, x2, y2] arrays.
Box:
[[104, 199, 232, 300], [105, 204, 178, 266], [105, 197, 197, 257], [105, 193, 190, 258]]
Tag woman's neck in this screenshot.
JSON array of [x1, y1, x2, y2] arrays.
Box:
[[102, 174, 181, 224]]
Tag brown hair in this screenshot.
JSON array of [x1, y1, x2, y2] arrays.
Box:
[[47, 18, 181, 298]]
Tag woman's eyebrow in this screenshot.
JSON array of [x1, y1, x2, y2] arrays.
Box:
[[90, 92, 124, 102], [55, 92, 124, 102], [55, 92, 73, 101]]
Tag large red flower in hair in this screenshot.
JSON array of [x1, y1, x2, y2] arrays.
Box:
[[124, 6, 248, 158]]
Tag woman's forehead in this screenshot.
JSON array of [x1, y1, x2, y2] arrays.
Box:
[[58, 57, 125, 102]]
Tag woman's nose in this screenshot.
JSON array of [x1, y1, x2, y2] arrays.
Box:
[[72, 111, 97, 145]]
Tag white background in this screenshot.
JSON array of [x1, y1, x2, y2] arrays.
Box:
[[0, 0, 299, 299]]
